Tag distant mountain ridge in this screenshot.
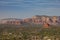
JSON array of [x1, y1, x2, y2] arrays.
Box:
[[0, 15, 60, 25]]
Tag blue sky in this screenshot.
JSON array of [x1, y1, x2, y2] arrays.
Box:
[[0, 0, 60, 19]]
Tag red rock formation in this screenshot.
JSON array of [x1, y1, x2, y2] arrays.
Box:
[[43, 22, 49, 28]]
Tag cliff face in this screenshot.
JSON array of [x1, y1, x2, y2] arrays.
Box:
[[31, 15, 60, 25], [0, 15, 60, 25], [0, 18, 23, 25]]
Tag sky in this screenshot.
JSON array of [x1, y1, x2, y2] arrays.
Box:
[[0, 0, 60, 19]]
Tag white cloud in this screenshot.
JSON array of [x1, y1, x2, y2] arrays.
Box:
[[0, 1, 23, 6], [0, 0, 60, 8]]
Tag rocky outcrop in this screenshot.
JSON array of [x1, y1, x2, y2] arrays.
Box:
[[0, 15, 60, 25]]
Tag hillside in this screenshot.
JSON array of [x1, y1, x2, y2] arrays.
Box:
[[0, 24, 60, 40]]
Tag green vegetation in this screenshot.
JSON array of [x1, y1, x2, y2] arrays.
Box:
[[0, 24, 60, 40]]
